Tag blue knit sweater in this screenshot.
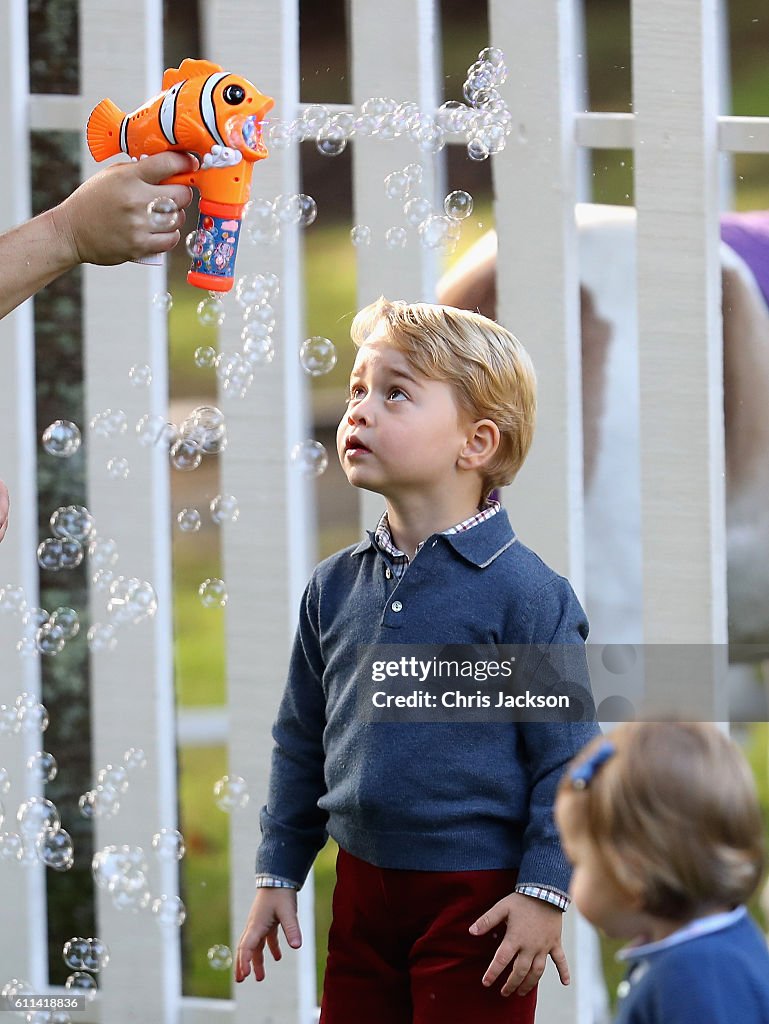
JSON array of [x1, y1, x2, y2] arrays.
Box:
[[614, 907, 769, 1023], [255, 509, 599, 892]]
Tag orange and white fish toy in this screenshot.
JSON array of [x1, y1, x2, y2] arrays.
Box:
[[87, 58, 274, 291]]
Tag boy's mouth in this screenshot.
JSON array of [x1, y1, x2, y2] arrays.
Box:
[[344, 434, 371, 455]]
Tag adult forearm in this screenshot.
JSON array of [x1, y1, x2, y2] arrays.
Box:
[[0, 206, 79, 319]]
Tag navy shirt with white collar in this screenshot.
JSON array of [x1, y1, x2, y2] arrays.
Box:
[[256, 505, 599, 899]]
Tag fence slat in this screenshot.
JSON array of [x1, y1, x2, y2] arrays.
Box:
[[632, 0, 728, 658], [0, 0, 48, 993], [200, 2, 312, 1022], [80, 2, 181, 1021]]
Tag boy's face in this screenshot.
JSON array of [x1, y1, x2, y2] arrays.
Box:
[[555, 794, 644, 940], [337, 328, 475, 501]]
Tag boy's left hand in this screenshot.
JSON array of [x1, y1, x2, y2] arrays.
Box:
[[469, 892, 570, 997]]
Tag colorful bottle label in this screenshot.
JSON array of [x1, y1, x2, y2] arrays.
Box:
[[187, 208, 242, 288]]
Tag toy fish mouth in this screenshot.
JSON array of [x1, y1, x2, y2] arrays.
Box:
[[226, 114, 269, 158]]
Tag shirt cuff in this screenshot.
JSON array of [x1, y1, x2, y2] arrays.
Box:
[[515, 884, 570, 911], [255, 873, 300, 889]]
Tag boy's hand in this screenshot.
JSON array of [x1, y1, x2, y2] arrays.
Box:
[[469, 892, 570, 997], [235, 887, 302, 983]]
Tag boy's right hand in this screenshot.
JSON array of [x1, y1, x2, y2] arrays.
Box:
[[235, 887, 303, 983]]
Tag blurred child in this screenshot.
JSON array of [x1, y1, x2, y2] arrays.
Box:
[[237, 297, 599, 1023], [555, 722, 769, 1023]]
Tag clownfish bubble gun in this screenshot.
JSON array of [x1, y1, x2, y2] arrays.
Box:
[[86, 58, 274, 292]]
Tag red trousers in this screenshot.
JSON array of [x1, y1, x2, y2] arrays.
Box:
[[319, 848, 538, 1024]]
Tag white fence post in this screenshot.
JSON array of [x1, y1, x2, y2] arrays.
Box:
[[80, 3, 182, 1022], [0, 0, 48, 993], [632, 2, 728, 657], [487, 2, 591, 1021], [200, 2, 312, 1023]]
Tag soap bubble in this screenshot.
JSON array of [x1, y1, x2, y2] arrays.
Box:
[[317, 124, 347, 157], [0, 705, 20, 735], [213, 775, 249, 811], [21, 607, 49, 636], [16, 636, 38, 659], [207, 944, 233, 970], [27, 751, 58, 782], [123, 748, 146, 772], [65, 972, 97, 1002], [261, 119, 293, 149], [129, 363, 152, 387], [235, 274, 272, 308], [0, 832, 23, 860], [183, 405, 227, 455], [90, 409, 127, 438], [197, 297, 225, 327], [0, 768, 10, 794], [299, 336, 337, 377], [87, 622, 117, 653], [0, 584, 27, 614], [63, 937, 90, 970], [16, 698, 48, 733], [290, 440, 328, 477], [302, 103, 330, 134], [273, 194, 303, 225], [246, 203, 280, 245], [210, 494, 240, 525], [37, 827, 74, 870], [92, 844, 147, 890], [37, 538, 64, 572], [194, 345, 217, 368], [244, 302, 276, 330], [152, 291, 173, 312], [177, 508, 201, 533], [147, 195, 179, 227], [91, 570, 115, 594], [242, 335, 276, 367], [151, 828, 186, 861], [88, 537, 119, 569], [385, 227, 408, 250], [50, 606, 79, 639], [412, 118, 445, 153], [170, 438, 202, 472], [186, 228, 215, 260], [351, 225, 372, 247], [136, 414, 180, 449], [298, 193, 318, 227], [106, 577, 157, 625], [17, 796, 60, 839], [82, 938, 110, 973], [444, 190, 474, 220], [97, 765, 129, 794], [404, 196, 432, 226], [438, 100, 472, 133], [384, 170, 410, 200], [107, 458, 129, 481], [51, 505, 95, 542], [0, 978, 33, 1000], [78, 792, 96, 819], [42, 420, 81, 458], [199, 579, 228, 609], [418, 214, 453, 250], [36, 623, 66, 656], [92, 785, 120, 818], [467, 137, 490, 161], [151, 894, 186, 928]]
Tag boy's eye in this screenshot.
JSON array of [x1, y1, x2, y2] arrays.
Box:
[[347, 385, 365, 401], [387, 387, 407, 401]]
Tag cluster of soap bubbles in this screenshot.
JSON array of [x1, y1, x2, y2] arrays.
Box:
[[1, 978, 76, 1023], [213, 774, 249, 811], [0, 793, 74, 872], [91, 830, 186, 923], [62, 935, 109, 1003], [207, 944, 233, 970], [78, 747, 146, 823], [243, 193, 317, 248], [0, 578, 81, 660], [177, 494, 240, 533], [36, 504, 95, 577], [173, 405, 229, 470], [0, 692, 49, 737]]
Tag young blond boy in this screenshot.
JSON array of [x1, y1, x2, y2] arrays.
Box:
[[236, 298, 599, 1023]]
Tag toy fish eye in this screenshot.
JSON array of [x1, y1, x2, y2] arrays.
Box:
[[223, 84, 246, 105]]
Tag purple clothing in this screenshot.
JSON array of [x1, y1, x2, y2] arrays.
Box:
[[720, 212, 769, 309]]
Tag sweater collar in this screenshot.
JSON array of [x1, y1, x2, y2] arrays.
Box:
[[351, 507, 517, 568], [616, 905, 747, 963]]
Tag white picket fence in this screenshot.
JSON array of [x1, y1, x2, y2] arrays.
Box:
[[1, 0, 767, 1022]]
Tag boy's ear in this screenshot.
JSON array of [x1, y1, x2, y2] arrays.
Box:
[[457, 419, 500, 471]]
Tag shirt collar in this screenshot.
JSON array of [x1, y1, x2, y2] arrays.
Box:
[[616, 905, 747, 963], [350, 501, 517, 568]]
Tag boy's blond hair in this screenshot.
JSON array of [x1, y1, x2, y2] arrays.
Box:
[[558, 722, 766, 920], [350, 297, 537, 494]]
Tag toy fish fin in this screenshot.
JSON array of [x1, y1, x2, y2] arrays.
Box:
[[162, 58, 222, 89], [175, 111, 207, 150], [86, 98, 125, 161]]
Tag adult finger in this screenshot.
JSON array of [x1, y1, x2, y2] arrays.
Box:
[[136, 150, 199, 184]]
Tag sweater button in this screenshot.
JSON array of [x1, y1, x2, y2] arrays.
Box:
[[391, 600, 403, 612]]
